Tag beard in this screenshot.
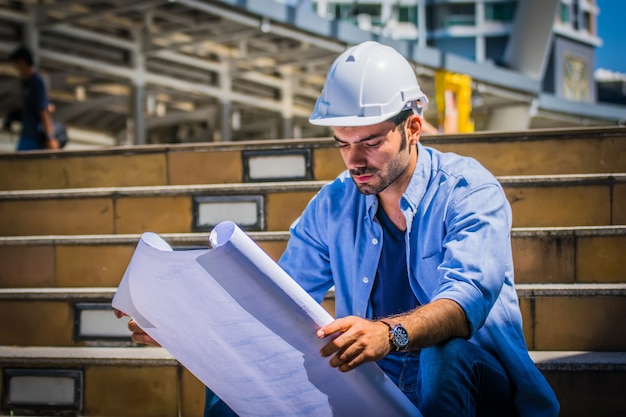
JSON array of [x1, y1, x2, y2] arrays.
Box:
[[350, 153, 410, 195], [350, 134, 411, 195]]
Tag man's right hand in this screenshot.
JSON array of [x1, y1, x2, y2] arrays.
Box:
[[114, 309, 160, 346]]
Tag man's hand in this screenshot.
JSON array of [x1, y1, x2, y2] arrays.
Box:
[[114, 309, 160, 346], [45, 136, 60, 149], [317, 316, 391, 372]]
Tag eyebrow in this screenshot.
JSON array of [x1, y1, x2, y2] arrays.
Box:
[[333, 132, 386, 145]]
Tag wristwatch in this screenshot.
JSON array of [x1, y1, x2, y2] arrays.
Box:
[[380, 320, 409, 352]]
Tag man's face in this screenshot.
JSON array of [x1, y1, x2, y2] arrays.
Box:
[[333, 115, 420, 195], [12, 59, 30, 79]]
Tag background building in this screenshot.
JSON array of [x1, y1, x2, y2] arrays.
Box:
[[313, 0, 621, 131]]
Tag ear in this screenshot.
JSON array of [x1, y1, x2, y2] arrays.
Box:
[[406, 114, 422, 146]]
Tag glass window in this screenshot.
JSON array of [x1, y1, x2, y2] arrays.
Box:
[[398, 5, 418, 23], [332, 4, 352, 20], [485, 2, 516, 22], [486, 36, 509, 62], [559, 2, 570, 24], [582, 11, 592, 32], [331, 3, 382, 26], [444, 3, 476, 27]]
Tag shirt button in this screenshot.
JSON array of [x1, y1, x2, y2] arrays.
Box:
[[362, 277, 369, 284], [371, 238, 379, 245]]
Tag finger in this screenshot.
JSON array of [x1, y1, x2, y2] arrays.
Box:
[[337, 355, 362, 372], [320, 338, 341, 358], [329, 343, 363, 370], [127, 319, 142, 333], [113, 309, 127, 319], [131, 332, 158, 346], [317, 317, 351, 339], [127, 319, 159, 346], [320, 323, 367, 359]]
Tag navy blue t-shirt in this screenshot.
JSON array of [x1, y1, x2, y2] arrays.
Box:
[[20, 72, 49, 140], [371, 206, 419, 319]]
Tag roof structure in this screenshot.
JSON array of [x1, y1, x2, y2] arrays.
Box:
[[0, 0, 623, 148]]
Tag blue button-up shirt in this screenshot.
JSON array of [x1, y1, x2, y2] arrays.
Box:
[[278, 143, 559, 417]]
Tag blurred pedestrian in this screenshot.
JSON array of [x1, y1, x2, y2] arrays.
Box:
[[5, 46, 59, 150]]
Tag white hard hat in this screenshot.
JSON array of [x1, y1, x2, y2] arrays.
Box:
[[309, 41, 428, 127]]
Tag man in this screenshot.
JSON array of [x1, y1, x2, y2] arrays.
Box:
[[126, 41, 559, 416], [6, 46, 59, 150]]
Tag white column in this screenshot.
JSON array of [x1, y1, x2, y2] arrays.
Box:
[[504, 0, 560, 79], [475, 0, 486, 63], [130, 28, 146, 145]]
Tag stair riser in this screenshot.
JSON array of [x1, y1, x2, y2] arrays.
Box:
[[0, 363, 204, 417], [2, 294, 624, 351], [519, 296, 626, 351], [1, 233, 623, 288], [513, 234, 626, 284], [0, 358, 623, 417], [1, 131, 624, 190], [542, 370, 626, 417], [0, 181, 623, 237]]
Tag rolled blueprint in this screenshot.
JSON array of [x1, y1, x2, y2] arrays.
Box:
[[113, 221, 421, 417]]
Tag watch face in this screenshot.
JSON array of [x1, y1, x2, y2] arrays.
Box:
[[393, 325, 409, 349]]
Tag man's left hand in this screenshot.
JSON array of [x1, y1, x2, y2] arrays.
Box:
[[46, 137, 60, 149], [317, 316, 391, 372]]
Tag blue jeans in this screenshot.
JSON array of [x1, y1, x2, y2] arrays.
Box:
[[204, 338, 516, 417]]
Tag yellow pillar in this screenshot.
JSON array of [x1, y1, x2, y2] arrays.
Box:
[[434, 70, 474, 133]]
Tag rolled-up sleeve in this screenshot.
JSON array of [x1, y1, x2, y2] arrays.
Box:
[[430, 181, 513, 337]]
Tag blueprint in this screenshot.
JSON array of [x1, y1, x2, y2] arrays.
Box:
[[112, 221, 421, 417]]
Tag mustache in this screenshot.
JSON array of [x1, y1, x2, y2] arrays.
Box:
[[350, 167, 378, 176]]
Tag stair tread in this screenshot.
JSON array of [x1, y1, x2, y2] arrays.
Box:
[[0, 345, 174, 365], [515, 283, 626, 296], [529, 351, 626, 371], [1, 225, 625, 246], [1, 172, 625, 200], [1, 345, 624, 370], [2, 283, 625, 300]]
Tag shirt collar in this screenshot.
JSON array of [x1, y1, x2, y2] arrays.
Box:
[[401, 142, 431, 213]]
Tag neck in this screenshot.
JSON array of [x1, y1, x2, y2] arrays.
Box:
[[19, 66, 35, 79], [377, 151, 417, 231]]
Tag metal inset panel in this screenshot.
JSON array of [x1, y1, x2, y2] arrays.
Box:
[[193, 195, 265, 231], [74, 303, 133, 341], [243, 149, 312, 182], [2, 368, 83, 414]]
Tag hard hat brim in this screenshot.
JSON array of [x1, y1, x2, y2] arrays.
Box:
[[308, 113, 397, 127]]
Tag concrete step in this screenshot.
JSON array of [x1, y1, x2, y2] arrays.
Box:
[[0, 345, 623, 417], [0, 173, 624, 237], [0, 287, 128, 347], [0, 181, 320, 236], [529, 350, 626, 417], [2, 283, 625, 351], [0, 126, 624, 191], [512, 225, 626, 284], [1, 226, 624, 288], [516, 283, 626, 351], [0, 231, 288, 288], [0, 346, 204, 417]]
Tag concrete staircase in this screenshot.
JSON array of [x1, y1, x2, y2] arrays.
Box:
[[0, 126, 624, 416]]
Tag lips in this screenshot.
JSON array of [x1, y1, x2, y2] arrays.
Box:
[[353, 174, 373, 183]]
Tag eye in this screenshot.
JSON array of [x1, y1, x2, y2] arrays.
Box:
[[364, 140, 381, 148]]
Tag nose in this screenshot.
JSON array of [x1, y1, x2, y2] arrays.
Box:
[[342, 144, 367, 169]]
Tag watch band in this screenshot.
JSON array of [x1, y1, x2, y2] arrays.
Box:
[[380, 320, 409, 352]]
